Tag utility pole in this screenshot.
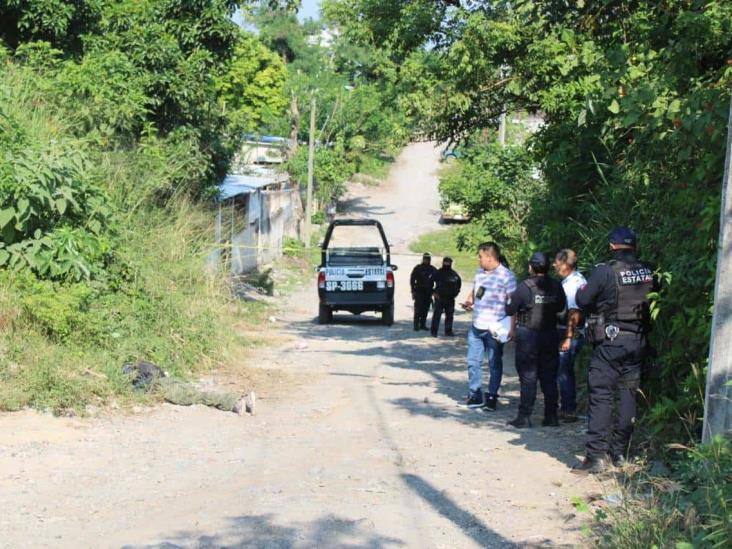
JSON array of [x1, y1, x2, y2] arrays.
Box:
[[498, 111, 507, 146], [304, 94, 316, 247], [703, 90, 732, 442]]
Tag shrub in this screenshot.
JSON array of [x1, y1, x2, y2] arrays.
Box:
[[288, 143, 354, 205], [438, 141, 544, 267], [0, 64, 114, 282], [597, 438, 732, 548]]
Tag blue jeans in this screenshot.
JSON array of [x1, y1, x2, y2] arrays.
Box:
[[557, 333, 585, 413], [467, 325, 504, 397]]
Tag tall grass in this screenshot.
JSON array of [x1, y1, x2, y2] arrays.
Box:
[[0, 201, 255, 413], [0, 63, 257, 414], [595, 438, 732, 548]]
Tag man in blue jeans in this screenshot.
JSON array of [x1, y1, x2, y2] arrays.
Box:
[[553, 249, 587, 422], [461, 242, 517, 410]]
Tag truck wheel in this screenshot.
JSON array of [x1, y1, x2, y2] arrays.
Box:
[[318, 304, 332, 325], [382, 304, 394, 326]]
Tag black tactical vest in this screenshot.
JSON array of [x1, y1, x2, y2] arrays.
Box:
[[413, 264, 436, 290], [605, 259, 654, 326], [517, 276, 564, 331], [437, 269, 460, 298]]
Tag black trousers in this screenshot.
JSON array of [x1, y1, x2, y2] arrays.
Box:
[[413, 290, 432, 329], [586, 334, 643, 459], [430, 297, 455, 335], [514, 327, 560, 418]]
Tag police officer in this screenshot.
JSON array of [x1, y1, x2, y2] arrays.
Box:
[[431, 257, 462, 336], [505, 252, 566, 428], [410, 252, 437, 331], [574, 226, 657, 473]]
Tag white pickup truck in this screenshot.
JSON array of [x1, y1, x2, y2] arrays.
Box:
[[316, 219, 397, 325]]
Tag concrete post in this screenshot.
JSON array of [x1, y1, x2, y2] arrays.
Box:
[[498, 111, 507, 146], [305, 95, 316, 247], [703, 90, 732, 442]]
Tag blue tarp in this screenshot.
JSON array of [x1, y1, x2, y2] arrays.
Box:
[[241, 134, 290, 146]]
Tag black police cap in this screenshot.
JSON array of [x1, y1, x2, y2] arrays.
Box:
[[608, 226, 637, 246], [529, 252, 548, 269], [443, 256, 453, 264]]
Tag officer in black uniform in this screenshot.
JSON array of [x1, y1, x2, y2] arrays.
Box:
[[505, 252, 566, 428], [410, 253, 437, 331], [574, 226, 657, 473], [430, 257, 462, 336]]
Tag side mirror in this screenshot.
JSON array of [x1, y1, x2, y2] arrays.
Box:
[[391, 265, 399, 271]]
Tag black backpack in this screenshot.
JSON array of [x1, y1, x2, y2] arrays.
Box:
[[122, 360, 165, 389]]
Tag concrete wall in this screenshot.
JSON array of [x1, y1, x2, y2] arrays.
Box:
[[209, 187, 303, 275]]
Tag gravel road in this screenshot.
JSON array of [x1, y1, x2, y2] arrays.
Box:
[[0, 142, 599, 548]]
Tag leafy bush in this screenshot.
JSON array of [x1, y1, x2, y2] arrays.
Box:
[[439, 141, 544, 267], [0, 65, 114, 281], [289, 143, 354, 204]]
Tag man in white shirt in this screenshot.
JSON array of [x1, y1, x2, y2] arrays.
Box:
[[553, 249, 587, 422]]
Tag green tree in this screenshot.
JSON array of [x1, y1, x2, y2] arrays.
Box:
[[214, 30, 288, 135], [327, 0, 732, 444]]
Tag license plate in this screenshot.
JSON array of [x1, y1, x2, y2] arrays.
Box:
[[326, 280, 364, 291]]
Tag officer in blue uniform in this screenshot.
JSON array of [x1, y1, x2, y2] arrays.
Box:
[[431, 257, 462, 336], [574, 226, 657, 473], [505, 252, 566, 428]]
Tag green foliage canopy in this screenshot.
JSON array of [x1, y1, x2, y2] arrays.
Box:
[[329, 0, 732, 443]]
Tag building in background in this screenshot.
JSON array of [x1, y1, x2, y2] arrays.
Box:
[[234, 135, 290, 168], [210, 137, 303, 275]]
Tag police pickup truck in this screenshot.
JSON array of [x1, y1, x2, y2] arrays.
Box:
[[317, 219, 397, 325]]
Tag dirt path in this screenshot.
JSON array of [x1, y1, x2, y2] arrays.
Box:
[[0, 142, 600, 548]]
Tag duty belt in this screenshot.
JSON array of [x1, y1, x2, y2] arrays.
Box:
[[604, 324, 642, 341]]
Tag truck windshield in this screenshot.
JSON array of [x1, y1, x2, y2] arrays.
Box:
[[327, 225, 385, 250], [326, 225, 386, 266]]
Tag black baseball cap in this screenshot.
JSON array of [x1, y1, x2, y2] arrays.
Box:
[[608, 226, 637, 246], [443, 256, 453, 264], [529, 252, 548, 270], [422, 252, 431, 259]]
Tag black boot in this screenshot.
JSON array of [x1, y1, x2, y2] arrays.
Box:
[[542, 415, 560, 427], [507, 415, 532, 428], [484, 394, 498, 411], [559, 410, 579, 423], [571, 455, 610, 475]]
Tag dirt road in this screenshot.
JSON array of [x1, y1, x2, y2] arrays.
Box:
[[0, 142, 598, 548]]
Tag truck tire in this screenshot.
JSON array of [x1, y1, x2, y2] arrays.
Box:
[[382, 304, 394, 326], [318, 303, 332, 325]]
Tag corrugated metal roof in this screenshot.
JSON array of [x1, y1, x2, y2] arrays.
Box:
[[218, 172, 288, 201]]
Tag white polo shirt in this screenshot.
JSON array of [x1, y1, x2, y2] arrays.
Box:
[[562, 270, 587, 310]]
